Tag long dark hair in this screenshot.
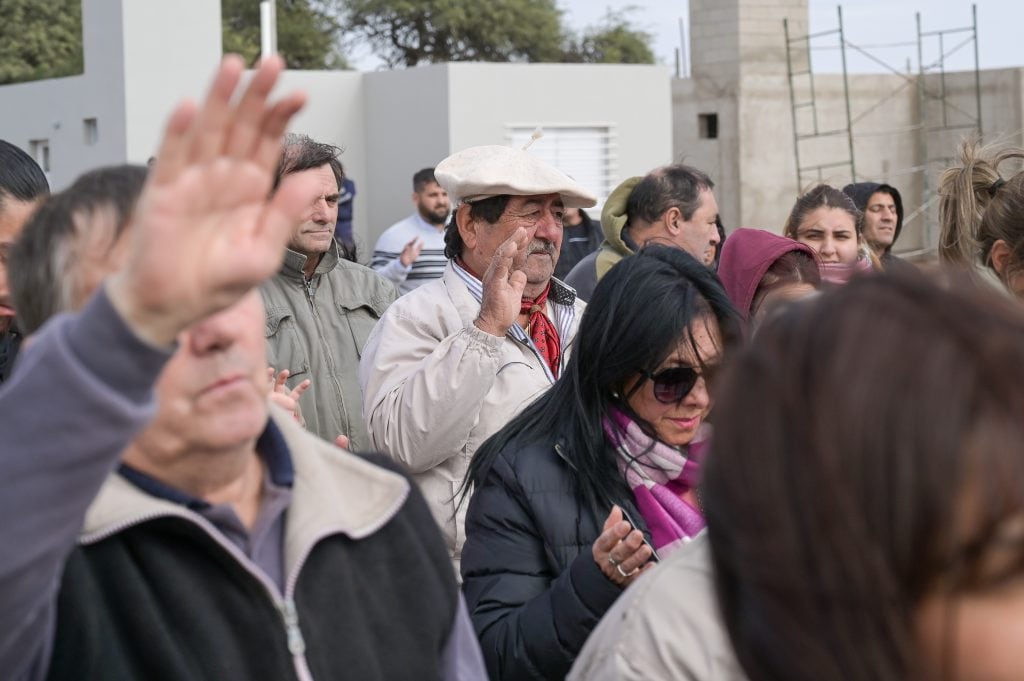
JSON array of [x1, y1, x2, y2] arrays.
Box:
[[704, 270, 1024, 681], [462, 245, 742, 514]]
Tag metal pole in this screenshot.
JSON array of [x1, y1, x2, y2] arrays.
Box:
[[916, 12, 932, 249], [807, 29, 819, 135], [939, 31, 948, 127], [260, 0, 278, 58], [972, 4, 983, 135], [784, 18, 802, 190], [838, 6, 856, 182], [678, 17, 688, 79]]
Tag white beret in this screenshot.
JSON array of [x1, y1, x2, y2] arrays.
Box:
[[435, 145, 597, 209]]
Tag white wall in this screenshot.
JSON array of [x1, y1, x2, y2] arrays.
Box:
[[276, 70, 368, 241], [446, 62, 673, 197], [0, 0, 127, 190], [362, 65, 451, 244], [121, 0, 222, 163]]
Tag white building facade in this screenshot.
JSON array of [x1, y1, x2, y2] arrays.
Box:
[[0, 0, 672, 248]]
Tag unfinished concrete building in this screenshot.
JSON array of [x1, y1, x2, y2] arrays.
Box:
[[673, 0, 1024, 257]]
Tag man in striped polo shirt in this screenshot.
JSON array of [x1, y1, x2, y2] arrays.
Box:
[[372, 168, 450, 295]]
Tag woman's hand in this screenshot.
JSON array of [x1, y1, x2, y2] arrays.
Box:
[[592, 505, 655, 587]]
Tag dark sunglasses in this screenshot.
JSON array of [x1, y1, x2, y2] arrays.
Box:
[[639, 364, 717, 404]]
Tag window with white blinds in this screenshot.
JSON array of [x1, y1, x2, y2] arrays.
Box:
[[505, 125, 617, 205]]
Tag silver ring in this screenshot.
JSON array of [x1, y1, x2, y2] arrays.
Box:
[[607, 554, 621, 568], [615, 563, 630, 579]]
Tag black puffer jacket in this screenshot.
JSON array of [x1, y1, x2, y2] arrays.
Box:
[[461, 436, 650, 681]]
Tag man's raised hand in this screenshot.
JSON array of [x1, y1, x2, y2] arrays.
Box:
[[474, 227, 529, 338], [399, 237, 423, 267], [107, 55, 309, 346]]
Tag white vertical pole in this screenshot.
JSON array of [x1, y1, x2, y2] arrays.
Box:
[[260, 0, 278, 57]]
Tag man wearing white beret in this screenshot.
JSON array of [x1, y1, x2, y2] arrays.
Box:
[[358, 143, 596, 572]]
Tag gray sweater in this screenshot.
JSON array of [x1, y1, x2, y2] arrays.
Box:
[[0, 289, 171, 681]]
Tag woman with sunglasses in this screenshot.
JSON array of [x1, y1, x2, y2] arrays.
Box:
[[459, 245, 743, 681]]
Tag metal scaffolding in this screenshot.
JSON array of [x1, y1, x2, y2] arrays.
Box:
[[783, 7, 855, 189], [916, 6, 983, 249], [784, 4, 982, 253]]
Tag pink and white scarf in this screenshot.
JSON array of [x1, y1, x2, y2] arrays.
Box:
[[819, 257, 872, 286], [603, 406, 709, 557]]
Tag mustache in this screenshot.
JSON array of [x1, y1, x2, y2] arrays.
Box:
[[526, 240, 556, 256]]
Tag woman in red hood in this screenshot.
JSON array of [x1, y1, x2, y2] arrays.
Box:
[[717, 228, 821, 326]]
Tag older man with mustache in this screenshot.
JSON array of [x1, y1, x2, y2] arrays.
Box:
[[359, 144, 596, 572]]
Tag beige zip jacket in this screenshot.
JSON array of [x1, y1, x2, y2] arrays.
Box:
[[568, 534, 747, 681], [359, 262, 584, 571], [261, 244, 397, 450]]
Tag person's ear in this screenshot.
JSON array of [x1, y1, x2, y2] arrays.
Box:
[[991, 239, 1014, 277], [411, 190, 418, 205], [456, 204, 479, 250], [663, 206, 683, 235]]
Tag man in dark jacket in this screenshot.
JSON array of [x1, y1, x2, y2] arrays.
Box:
[[842, 182, 914, 271], [0, 55, 484, 681], [0, 139, 49, 383], [554, 207, 602, 281]]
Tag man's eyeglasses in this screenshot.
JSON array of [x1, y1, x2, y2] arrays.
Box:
[[639, 364, 717, 404]]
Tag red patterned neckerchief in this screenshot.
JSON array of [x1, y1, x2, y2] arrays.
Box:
[[457, 257, 561, 378], [519, 282, 560, 379]]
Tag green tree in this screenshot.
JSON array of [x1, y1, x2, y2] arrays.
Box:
[[338, 0, 567, 68], [564, 8, 655, 65], [222, 0, 349, 69], [0, 0, 83, 85]]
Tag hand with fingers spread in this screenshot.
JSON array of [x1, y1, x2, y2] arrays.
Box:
[[593, 505, 656, 588], [398, 237, 423, 267], [474, 227, 529, 337], [266, 367, 310, 425], [106, 54, 308, 347]]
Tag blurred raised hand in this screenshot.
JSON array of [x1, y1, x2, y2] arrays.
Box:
[[107, 54, 309, 346]]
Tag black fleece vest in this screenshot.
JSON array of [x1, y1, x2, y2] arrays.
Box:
[[45, 487, 457, 681]]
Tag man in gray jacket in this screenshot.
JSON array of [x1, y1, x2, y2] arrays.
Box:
[[261, 134, 397, 449]]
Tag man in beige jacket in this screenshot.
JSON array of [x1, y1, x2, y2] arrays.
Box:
[[359, 144, 596, 571]]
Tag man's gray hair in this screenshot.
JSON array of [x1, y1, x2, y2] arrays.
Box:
[[626, 164, 714, 226], [272, 133, 344, 192], [9, 165, 147, 334]]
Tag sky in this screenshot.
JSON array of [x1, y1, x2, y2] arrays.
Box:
[[557, 0, 1022, 75]]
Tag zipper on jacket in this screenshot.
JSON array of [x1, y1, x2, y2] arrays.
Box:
[[84, 509, 318, 681], [302, 272, 349, 436], [281, 597, 306, 655], [303, 277, 316, 307], [551, 441, 662, 562]]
